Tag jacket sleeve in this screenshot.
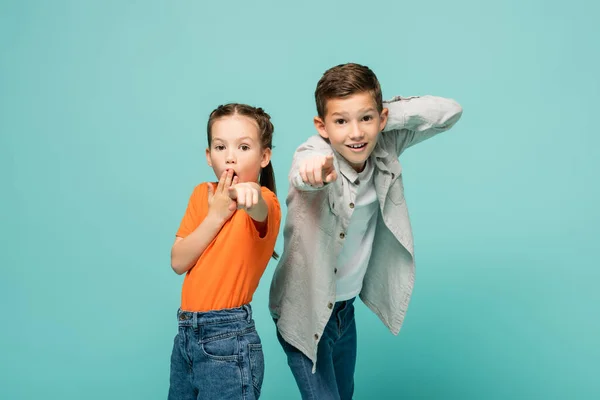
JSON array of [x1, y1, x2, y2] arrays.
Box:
[[382, 95, 463, 156]]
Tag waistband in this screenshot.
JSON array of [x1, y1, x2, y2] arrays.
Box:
[[177, 304, 252, 327]]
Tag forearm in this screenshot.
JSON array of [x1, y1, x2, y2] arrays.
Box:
[[170, 213, 225, 275], [245, 196, 268, 222], [383, 95, 463, 133]]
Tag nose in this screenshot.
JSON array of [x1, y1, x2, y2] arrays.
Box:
[[349, 121, 364, 140], [225, 149, 236, 164]]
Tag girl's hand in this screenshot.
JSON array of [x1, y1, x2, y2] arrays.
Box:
[[228, 182, 262, 211], [207, 169, 238, 222]]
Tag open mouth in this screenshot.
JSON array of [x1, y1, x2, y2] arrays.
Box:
[[346, 143, 367, 150]]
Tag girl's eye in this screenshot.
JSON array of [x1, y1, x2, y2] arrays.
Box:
[[240, 145, 250, 151], [215, 145, 225, 151]]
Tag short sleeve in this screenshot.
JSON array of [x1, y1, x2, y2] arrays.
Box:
[[176, 183, 208, 238], [258, 187, 281, 241]]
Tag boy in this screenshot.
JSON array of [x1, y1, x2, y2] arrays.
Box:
[[269, 63, 463, 399]]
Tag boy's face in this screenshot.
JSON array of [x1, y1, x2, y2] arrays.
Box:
[[206, 115, 271, 184], [314, 92, 388, 172]]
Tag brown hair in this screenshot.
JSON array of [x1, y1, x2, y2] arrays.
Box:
[[315, 63, 383, 119], [206, 103, 278, 259]]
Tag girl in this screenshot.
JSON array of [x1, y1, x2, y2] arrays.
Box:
[[168, 104, 281, 400]]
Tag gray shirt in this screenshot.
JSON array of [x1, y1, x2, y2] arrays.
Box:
[[269, 95, 463, 371]]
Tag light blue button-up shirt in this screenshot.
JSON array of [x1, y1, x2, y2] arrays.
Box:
[[269, 95, 463, 371]]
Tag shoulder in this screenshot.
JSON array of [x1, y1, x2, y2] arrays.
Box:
[[195, 182, 214, 193], [187, 182, 212, 203], [261, 187, 281, 210]]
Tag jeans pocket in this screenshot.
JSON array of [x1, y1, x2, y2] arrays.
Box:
[[248, 343, 264, 398], [201, 334, 239, 362]]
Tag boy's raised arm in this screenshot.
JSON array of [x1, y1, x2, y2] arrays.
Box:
[[383, 95, 463, 155]]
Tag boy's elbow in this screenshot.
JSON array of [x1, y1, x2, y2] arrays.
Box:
[[450, 100, 463, 120], [441, 100, 463, 129]]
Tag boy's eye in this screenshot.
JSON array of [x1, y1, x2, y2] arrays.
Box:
[[363, 115, 374, 122], [240, 145, 250, 151], [335, 119, 346, 125]]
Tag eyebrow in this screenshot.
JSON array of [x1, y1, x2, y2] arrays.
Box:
[[211, 135, 256, 143], [330, 108, 377, 117]]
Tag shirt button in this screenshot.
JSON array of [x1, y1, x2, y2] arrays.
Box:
[[339, 232, 345, 239], [328, 302, 333, 309], [349, 202, 355, 209], [314, 334, 319, 340], [334, 268, 338, 274]]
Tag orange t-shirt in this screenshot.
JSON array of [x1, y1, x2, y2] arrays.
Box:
[[176, 182, 281, 312]]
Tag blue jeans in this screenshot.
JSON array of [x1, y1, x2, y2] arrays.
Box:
[[276, 298, 357, 400], [168, 305, 264, 400]]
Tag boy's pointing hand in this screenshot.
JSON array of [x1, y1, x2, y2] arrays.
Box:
[[299, 154, 338, 187]]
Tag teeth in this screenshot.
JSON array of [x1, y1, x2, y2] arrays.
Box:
[[349, 144, 365, 148]]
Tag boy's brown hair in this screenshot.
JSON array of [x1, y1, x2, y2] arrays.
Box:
[[314, 63, 383, 119]]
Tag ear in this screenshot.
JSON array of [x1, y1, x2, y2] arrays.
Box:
[[260, 147, 272, 168], [314, 116, 329, 139], [205, 148, 212, 167], [379, 107, 389, 131]]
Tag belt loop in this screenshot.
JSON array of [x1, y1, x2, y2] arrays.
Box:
[[244, 304, 252, 322], [192, 312, 198, 332]]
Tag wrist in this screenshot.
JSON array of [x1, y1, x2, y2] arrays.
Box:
[[206, 209, 228, 227]]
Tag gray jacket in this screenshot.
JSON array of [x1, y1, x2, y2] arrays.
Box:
[[269, 95, 463, 370]]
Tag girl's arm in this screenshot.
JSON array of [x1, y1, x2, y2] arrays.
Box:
[[228, 182, 268, 222], [171, 170, 237, 275], [170, 212, 227, 275]]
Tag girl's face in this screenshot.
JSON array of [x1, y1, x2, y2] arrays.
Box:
[[206, 115, 271, 184]]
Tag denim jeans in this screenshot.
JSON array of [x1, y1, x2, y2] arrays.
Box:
[[168, 305, 264, 400], [276, 298, 357, 400]]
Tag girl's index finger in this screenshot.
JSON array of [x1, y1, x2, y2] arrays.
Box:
[[216, 169, 228, 192]]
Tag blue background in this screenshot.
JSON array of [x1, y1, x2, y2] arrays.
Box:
[[1, 0, 598, 398]]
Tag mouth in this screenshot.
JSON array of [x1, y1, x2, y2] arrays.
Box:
[[346, 143, 367, 151]]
